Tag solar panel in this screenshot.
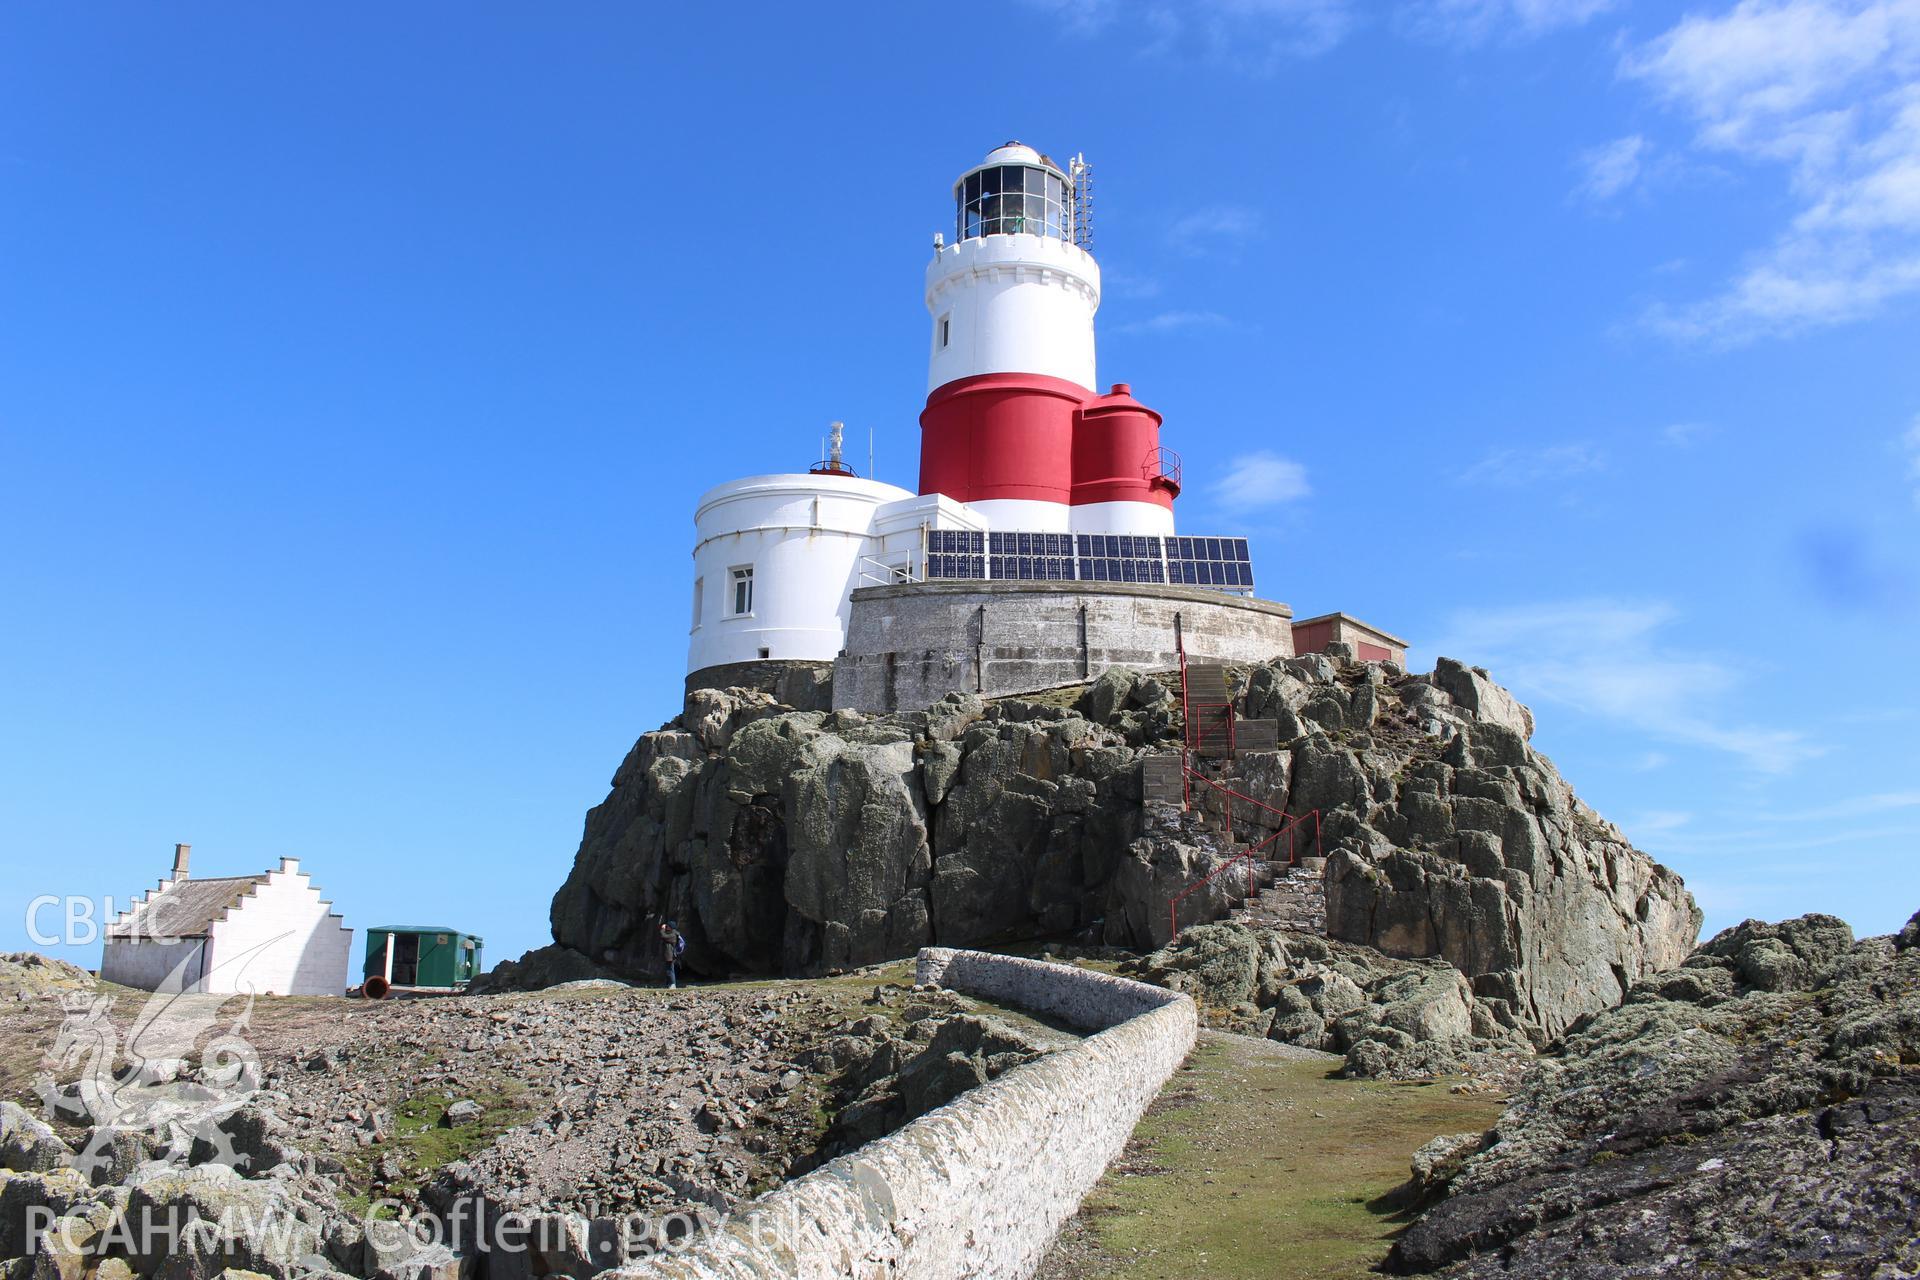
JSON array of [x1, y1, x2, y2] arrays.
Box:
[[927, 528, 1249, 592], [1164, 536, 1252, 594], [928, 530, 985, 556]]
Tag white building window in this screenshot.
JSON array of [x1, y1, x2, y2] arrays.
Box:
[[731, 566, 754, 616], [691, 577, 704, 630], [939, 314, 951, 348]]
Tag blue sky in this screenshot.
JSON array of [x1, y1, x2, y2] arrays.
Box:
[[3, 1, 1917, 972]]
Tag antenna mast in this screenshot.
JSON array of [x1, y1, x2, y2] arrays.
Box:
[[1069, 153, 1094, 250]]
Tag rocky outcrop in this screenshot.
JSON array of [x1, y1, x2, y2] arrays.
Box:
[[543, 689, 1163, 979], [0, 953, 95, 1001], [1389, 910, 1920, 1279], [1128, 923, 1533, 1083], [1265, 656, 1700, 1038], [808, 1009, 1045, 1160], [526, 653, 1697, 1044]]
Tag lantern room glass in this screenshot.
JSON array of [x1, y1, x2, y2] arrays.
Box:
[[956, 165, 1070, 242]]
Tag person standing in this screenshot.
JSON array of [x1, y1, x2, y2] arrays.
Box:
[[660, 920, 684, 989]]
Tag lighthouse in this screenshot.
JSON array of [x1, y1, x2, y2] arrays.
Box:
[[919, 142, 1178, 538], [686, 142, 1340, 710]]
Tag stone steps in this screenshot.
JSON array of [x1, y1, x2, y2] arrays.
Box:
[[1227, 860, 1327, 936]]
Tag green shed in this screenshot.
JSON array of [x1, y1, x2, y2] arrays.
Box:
[[362, 925, 483, 997]]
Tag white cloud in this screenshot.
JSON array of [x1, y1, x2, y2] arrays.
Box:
[[1115, 309, 1234, 335], [1427, 599, 1820, 772], [1024, 0, 1358, 65], [1623, 0, 1920, 341], [1575, 134, 1649, 201], [1631, 809, 1696, 834], [1168, 204, 1265, 253], [1905, 415, 1920, 505], [1402, 0, 1618, 44], [1457, 442, 1606, 486], [1663, 421, 1718, 446], [1755, 790, 1920, 821], [1101, 265, 1163, 300], [1209, 450, 1312, 512], [1030, 0, 1619, 67]]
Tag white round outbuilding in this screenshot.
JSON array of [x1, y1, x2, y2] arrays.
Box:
[[687, 473, 915, 675]]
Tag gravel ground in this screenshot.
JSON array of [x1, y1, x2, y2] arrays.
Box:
[[3, 960, 1071, 1233]]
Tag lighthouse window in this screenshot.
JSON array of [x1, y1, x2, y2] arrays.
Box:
[[691, 576, 704, 630], [939, 314, 950, 348], [957, 165, 1069, 243], [731, 566, 754, 616]]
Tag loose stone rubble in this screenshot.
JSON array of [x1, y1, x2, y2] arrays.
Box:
[[0, 971, 1061, 1279]]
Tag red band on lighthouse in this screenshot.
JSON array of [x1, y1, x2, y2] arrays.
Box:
[[919, 373, 1173, 512], [918, 372, 1083, 506]]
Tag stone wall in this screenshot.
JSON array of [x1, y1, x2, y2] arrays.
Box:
[[833, 580, 1295, 712], [609, 949, 1199, 1280], [680, 659, 833, 710]]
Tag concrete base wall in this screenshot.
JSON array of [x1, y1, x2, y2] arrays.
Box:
[[612, 949, 1198, 1280], [833, 580, 1294, 711]]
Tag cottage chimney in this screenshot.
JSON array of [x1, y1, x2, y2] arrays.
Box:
[[172, 843, 191, 880]]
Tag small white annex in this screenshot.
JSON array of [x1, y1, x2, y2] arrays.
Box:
[[688, 468, 984, 676], [101, 844, 354, 996]]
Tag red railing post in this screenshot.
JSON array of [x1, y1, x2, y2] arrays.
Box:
[[1177, 646, 1192, 808]]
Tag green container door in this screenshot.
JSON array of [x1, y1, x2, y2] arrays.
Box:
[[363, 927, 485, 989]]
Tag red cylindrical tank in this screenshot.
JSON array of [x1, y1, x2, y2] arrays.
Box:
[[1072, 383, 1174, 509], [918, 372, 1081, 505]]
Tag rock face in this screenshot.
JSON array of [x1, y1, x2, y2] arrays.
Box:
[[1128, 923, 1533, 1084], [530, 654, 1698, 1043], [1283, 655, 1700, 1038], [1389, 910, 1920, 1279], [546, 689, 1156, 977]]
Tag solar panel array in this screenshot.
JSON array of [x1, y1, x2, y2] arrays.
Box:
[[989, 531, 1079, 581], [1075, 533, 1167, 584], [1166, 536, 1254, 590], [925, 529, 987, 580], [923, 528, 1253, 594]]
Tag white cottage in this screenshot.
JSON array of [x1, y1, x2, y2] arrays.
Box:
[[102, 844, 354, 996]]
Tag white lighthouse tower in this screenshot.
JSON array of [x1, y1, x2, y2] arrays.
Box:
[[926, 143, 1099, 397], [918, 142, 1178, 539], [685, 142, 1275, 698]]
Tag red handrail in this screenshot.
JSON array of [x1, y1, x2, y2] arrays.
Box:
[[1177, 646, 1192, 806], [1167, 847, 1261, 941], [1184, 766, 1289, 827], [1166, 803, 1323, 941]]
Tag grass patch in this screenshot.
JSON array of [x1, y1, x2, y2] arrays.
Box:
[[1048, 1032, 1505, 1280], [338, 1082, 529, 1216]]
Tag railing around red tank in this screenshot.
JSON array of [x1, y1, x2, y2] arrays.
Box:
[[1144, 446, 1183, 495]]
